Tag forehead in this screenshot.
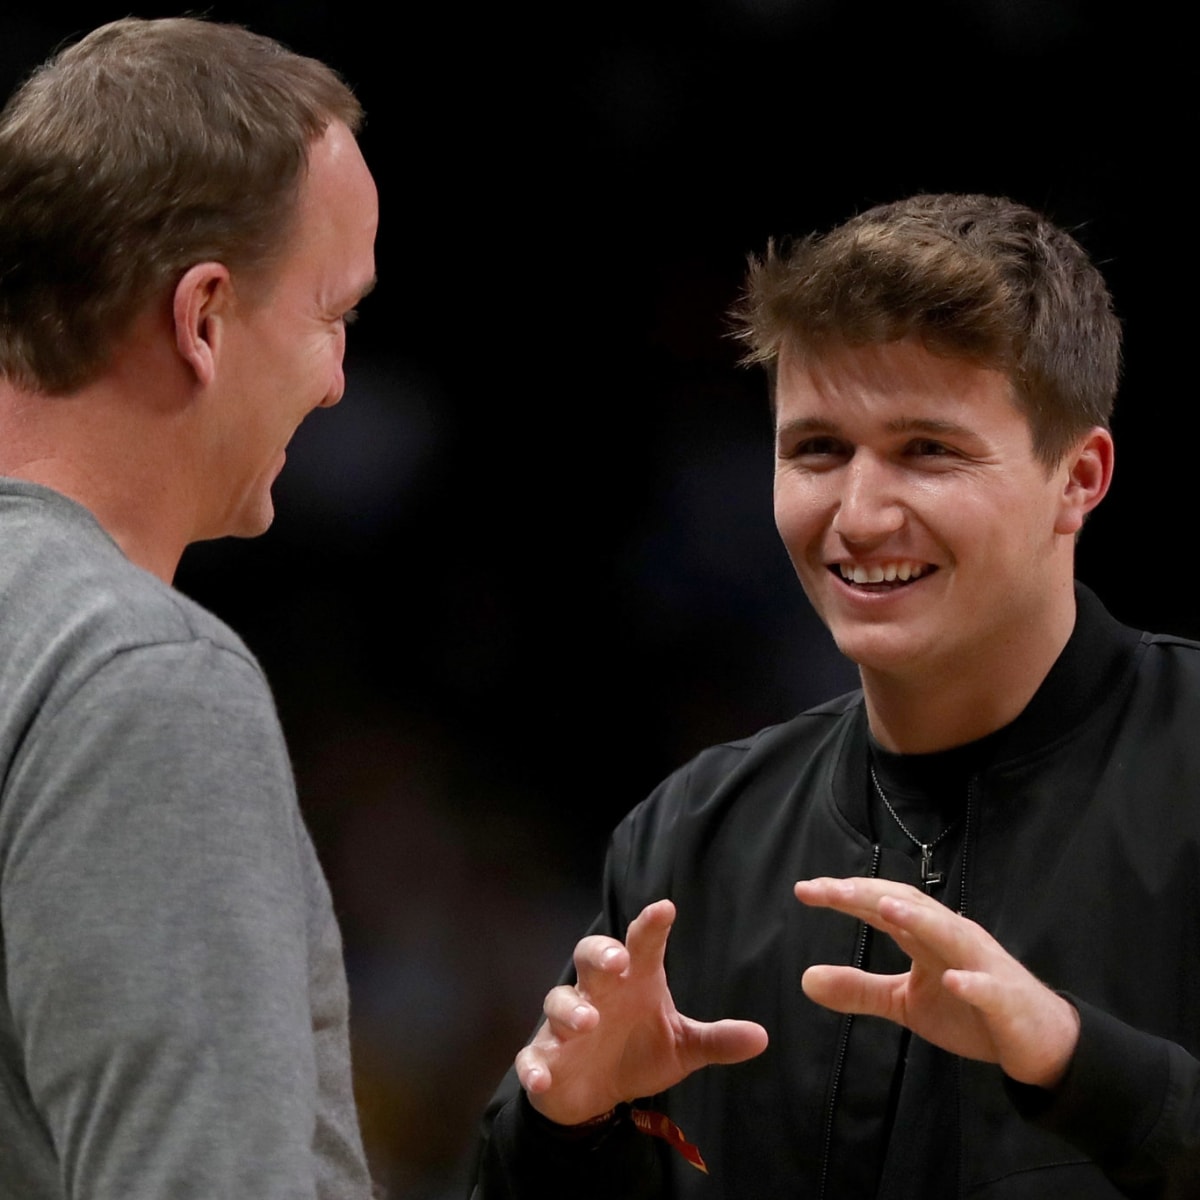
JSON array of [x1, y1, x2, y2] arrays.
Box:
[[261, 120, 378, 305], [775, 339, 1030, 436]]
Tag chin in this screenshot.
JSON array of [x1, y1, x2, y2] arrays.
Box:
[[223, 493, 277, 540], [830, 629, 932, 677], [237, 511, 276, 539]]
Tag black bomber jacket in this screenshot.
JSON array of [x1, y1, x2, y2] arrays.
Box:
[[473, 587, 1200, 1199]]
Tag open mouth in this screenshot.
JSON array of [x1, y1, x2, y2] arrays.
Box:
[[830, 561, 936, 590]]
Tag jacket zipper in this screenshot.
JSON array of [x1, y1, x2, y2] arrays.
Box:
[[817, 842, 882, 1200], [816, 780, 976, 1200], [952, 779, 977, 1199], [958, 779, 975, 917]]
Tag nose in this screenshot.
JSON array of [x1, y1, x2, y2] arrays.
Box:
[[321, 368, 345, 408], [831, 453, 905, 546], [320, 336, 347, 408]]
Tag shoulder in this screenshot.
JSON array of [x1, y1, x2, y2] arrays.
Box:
[[1070, 586, 1200, 722], [616, 689, 862, 840], [0, 481, 259, 682], [1111, 631, 1200, 749], [1132, 629, 1200, 697], [0, 483, 274, 787], [686, 689, 860, 778], [1141, 630, 1200, 657]]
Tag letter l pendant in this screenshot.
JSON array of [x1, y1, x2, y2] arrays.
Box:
[[920, 844, 944, 892]]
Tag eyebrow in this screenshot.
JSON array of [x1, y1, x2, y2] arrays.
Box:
[[775, 416, 977, 439], [883, 416, 976, 438], [775, 417, 837, 440], [329, 275, 377, 319]]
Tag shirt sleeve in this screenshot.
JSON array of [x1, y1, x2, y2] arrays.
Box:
[[1007, 995, 1200, 1197], [0, 637, 346, 1199]]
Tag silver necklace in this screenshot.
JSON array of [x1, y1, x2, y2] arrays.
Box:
[[869, 766, 958, 893]]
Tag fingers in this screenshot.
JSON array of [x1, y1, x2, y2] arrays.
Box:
[[515, 1042, 552, 1095], [516, 994, 603, 1097], [515, 899, 693, 1125], [795, 876, 925, 920], [624, 898, 677, 972], [571, 898, 675, 995], [797, 878, 1081, 1084], [542, 983, 601, 1038], [795, 877, 992, 968], [520, 899, 679, 1097], [572, 935, 630, 1001]]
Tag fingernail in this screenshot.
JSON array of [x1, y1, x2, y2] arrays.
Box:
[[601, 947, 621, 966]]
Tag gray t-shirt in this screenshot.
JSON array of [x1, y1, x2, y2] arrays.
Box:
[[0, 479, 373, 1199]]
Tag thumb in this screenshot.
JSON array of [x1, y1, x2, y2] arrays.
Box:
[[682, 1017, 769, 1068], [802, 964, 897, 1020]]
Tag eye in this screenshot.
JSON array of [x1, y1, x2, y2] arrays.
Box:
[[906, 438, 956, 458], [781, 435, 849, 461]]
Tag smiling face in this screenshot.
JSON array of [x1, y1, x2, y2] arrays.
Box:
[[198, 119, 378, 540], [773, 339, 1105, 703]]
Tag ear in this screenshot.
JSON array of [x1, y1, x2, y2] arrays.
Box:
[[172, 262, 232, 387], [1054, 426, 1114, 536]]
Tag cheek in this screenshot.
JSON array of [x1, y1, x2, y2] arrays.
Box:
[[323, 328, 347, 376], [773, 479, 824, 553]]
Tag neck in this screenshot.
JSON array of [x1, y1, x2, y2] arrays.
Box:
[[862, 579, 1077, 754], [0, 348, 198, 584]]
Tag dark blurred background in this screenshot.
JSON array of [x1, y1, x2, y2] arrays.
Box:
[[1, 4, 1187, 1195]]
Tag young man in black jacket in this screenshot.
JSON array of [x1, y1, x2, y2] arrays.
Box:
[[473, 194, 1200, 1198]]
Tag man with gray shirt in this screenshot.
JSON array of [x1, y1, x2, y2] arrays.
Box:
[[0, 18, 378, 1198]]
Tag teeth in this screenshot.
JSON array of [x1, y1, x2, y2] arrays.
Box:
[[838, 561, 927, 584]]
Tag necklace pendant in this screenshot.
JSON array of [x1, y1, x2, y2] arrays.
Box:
[[869, 766, 957, 895], [920, 845, 944, 892]]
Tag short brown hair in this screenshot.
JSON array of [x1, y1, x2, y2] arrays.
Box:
[[0, 17, 363, 394], [731, 194, 1121, 464]]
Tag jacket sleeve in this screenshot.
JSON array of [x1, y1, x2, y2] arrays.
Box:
[[468, 799, 680, 1200], [470, 1084, 665, 1200], [1008, 996, 1200, 1198], [0, 638, 370, 1199]]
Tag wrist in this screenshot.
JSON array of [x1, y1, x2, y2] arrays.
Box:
[[568, 1107, 618, 1129], [1026, 994, 1082, 1090], [524, 1095, 625, 1141]]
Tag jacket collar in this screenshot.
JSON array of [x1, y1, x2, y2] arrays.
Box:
[[831, 583, 1145, 837]]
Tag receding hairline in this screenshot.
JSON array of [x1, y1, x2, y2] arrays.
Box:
[[0, 15, 368, 394]]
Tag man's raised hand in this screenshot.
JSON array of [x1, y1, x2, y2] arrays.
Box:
[[795, 877, 1080, 1089], [515, 899, 769, 1126]]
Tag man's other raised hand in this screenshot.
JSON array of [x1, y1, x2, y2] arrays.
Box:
[[515, 899, 769, 1126]]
